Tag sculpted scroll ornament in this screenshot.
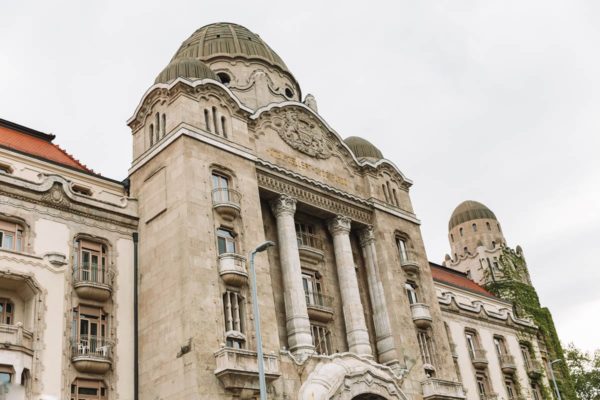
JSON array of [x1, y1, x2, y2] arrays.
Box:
[[273, 111, 333, 159]]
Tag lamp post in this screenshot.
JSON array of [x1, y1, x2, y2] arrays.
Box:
[[249, 240, 276, 400], [549, 359, 563, 400]]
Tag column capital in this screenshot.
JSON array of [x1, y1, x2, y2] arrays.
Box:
[[270, 194, 297, 217], [358, 226, 376, 247], [327, 215, 352, 236]]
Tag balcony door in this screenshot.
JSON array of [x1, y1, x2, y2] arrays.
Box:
[[302, 271, 323, 307], [212, 173, 230, 202], [74, 306, 107, 355], [77, 240, 106, 284]]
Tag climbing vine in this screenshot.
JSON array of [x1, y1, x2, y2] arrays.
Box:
[[484, 247, 577, 400]]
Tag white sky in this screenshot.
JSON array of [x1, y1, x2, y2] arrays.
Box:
[[1, 1, 598, 352]]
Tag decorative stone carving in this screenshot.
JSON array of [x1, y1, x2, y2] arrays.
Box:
[[272, 110, 333, 159], [269, 194, 297, 217], [43, 252, 67, 267], [41, 183, 70, 208], [358, 226, 376, 247], [304, 94, 318, 113], [327, 215, 352, 236]]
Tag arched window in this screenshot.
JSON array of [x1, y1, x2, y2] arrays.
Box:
[[155, 112, 160, 143], [472, 223, 477, 232], [212, 106, 219, 135], [392, 188, 399, 206], [149, 124, 154, 146], [486, 222, 491, 231], [161, 114, 166, 137], [459, 227, 463, 237], [221, 116, 228, 138], [204, 109, 211, 132]]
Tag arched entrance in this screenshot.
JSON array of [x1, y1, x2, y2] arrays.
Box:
[[352, 394, 388, 400]]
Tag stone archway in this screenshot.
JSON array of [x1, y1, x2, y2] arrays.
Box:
[[298, 354, 407, 400]]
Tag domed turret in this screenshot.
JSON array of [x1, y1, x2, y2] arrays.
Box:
[[344, 136, 383, 160], [448, 200, 505, 258], [155, 58, 218, 84]]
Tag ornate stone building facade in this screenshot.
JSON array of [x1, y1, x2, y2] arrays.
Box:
[[0, 22, 572, 400]]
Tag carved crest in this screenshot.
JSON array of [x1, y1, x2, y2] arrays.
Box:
[[272, 110, 333, 159], [41, 183, 70, 208]]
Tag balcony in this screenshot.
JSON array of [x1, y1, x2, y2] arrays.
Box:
[[306, 293, 334, 322], [527, 360, 544, 380], [296, 232, 324, 265], [422, 378, 466, 400], [469, 349, 488, 369], [73, 267, 112, 302], [212, 188, 241, 221], [410, 303, 432, 328], [481, 394, 499, 400], [218, 253, 248, 286], [400, 250, 420, 274], [499, 354, 517, 374], [0, 323, 33, 355], [71, 336, 113, 374], [214, 347, 280, 394]]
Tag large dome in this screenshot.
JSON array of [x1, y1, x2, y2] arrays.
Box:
[[449, 201, 497, 230], [344, 136, 383, 160], [170, 22, 290, 75]]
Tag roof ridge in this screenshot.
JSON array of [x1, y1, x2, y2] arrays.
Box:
[[53, 143, 96, 174]]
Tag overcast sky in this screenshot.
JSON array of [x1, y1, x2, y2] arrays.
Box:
[[1, 1, 598, 352]]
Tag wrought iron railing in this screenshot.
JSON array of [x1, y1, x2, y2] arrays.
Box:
[[73, 266, 112, 285], [71, 336, 113, 361]]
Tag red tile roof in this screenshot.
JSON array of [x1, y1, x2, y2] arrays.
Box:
[[0, 119, 94, 174], [430, 262, 495, 297]]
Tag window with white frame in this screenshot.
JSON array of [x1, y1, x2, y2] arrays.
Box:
[[417, 329, 437, 370], [223, 290, 245, 348], [212, 173, 230, 203], [405, 282, 418, 305], [397, 237, 408, 262], [310, 324, 332, 355], [74, 239, 108, 284], [0, 220, 23, 251], [302, 270, 324, 307], [216, 228, 236, 254]]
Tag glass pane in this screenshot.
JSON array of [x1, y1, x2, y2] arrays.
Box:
[[217, 237, 226, 254], [4, 233, 13, 249], [82, 251, 90, 269], [226, 239, 236, 253], [0, 373, 10, 384]]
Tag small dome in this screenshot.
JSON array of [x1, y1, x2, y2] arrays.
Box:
[[449, 201, 497, 231], [155, 58, 218, 84], [344, 136, 383, 160], [171, 22, 290, 75]]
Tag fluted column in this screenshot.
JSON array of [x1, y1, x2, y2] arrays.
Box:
[[328, 215, 372, 357], [270, 195, 314, 357], [359, 226, 401, 366]]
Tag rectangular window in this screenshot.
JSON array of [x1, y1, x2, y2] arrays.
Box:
[[405, 282, 418, 305], [0, 220, 23, 251], [212, 173, 230, 202], [520, 344, 531, 369], [302, 271, 323, 307], [476, 373, 489, 399], [217, 228, 236, 254], [505, 376, 516, 399], [494, 336, 506, 356], [295, 223, 321, 249], [0, 299, 14, 325], [397, 238, 408, 262], [311, 324, 332, 355], [72, 306, 109, 358], [417, 330, 436, 367], [223, 291, 245, 348], [466, 332, 477, 358], [76, 240, 107, 284]]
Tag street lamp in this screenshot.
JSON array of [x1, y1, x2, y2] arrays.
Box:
[[548, 359, 563, 400], [249, 240, 276, 400]]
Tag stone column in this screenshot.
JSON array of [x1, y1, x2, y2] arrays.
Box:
[[327, 215, 372, 357], [270, 194, 314, 357], [359, 226, 401, 367]]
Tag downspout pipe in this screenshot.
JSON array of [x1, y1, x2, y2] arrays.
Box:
[[133, 232, 139, 400]]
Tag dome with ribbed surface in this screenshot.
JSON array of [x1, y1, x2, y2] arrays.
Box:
[[344, 136, 383, 160], [449, 201, 497, 230], [171, 22, 290, 75], [155, 57, 218, 84]]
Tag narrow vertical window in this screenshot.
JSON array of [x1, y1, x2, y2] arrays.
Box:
[[212, 106, 219, 135], [212, 173, 230, 203], [149, 124, 154, 146], [204, 109, 211, 132], [385, 181, 393, 205], [221, 116, 228, 138], [0, 299, 14, 324], [382, 184, 389, 202], [223, 291, 245, 348], [392, 188, 399, 206], [486, 222, 491, 231], [155, 112, 160, 143], [472, 223, 477, 232], [311, 324, 332, 355], [459, 227, 463, 237], [405, 282, 418, 305], [397, 238, 408, 262], [161, 114, 166, 137], [450, 234, 454, 242], [216, 228, 236, 254]]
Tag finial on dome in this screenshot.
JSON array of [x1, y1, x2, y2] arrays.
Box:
[[304, 94, 318, 113]]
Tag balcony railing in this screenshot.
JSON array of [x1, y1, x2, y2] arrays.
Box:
[[218, 253, 248, 286], [410, 303, 432, 328], [212, 188, 242, 221], [214, 347, 280, 392], [422, 378, 466, 400], [296, 232, 325, 264], [399, 249, 420, 274], [71, 335, 113, 374], [527, 360, 544, 380], [73, 266, 112, 302], [306, 292, 334, 322], [0, 323, 33, 353], [469, 348, 488, 369], [499, 354, 517, 374]]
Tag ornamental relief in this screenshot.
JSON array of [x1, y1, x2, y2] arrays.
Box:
[[266, 109, 334, 159]]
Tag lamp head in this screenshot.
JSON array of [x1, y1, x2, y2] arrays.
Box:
[[254, 241, 276, 253]]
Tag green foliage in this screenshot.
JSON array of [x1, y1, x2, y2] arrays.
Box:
[[484, 247, 578, 400], [565, 344, 600, 400]]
